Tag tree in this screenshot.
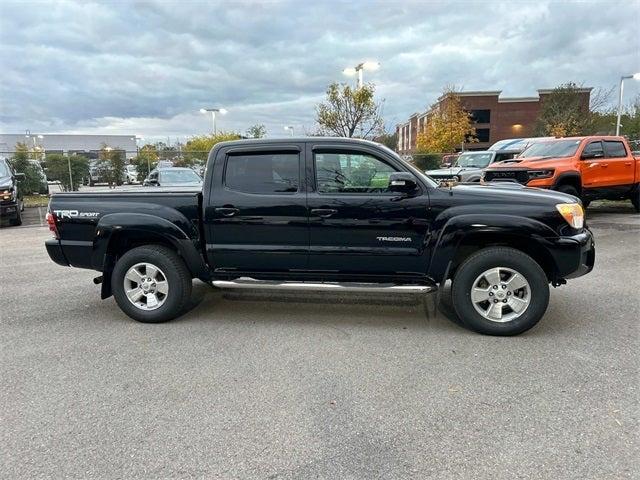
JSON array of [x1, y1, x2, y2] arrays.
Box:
[[181, 132, 242, 167], [246, 124, 267, 138], [95, 144, 126, 188], [44, 153, 89, 191], [416, 89, 476, 153], [374, 131, 398, 151], [316, 82, 384, 138], [534, 82, 592, 137], [9, 142, 42, 195], [131, 144, 159, 181]]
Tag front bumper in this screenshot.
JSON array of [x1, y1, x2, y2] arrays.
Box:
[[45, 239, 70, 267], [547, 228, 595, 279]]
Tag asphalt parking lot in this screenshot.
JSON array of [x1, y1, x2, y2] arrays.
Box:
[[1, 206, 638, 479]]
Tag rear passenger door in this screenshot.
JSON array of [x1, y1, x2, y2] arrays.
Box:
[[602, 140, 635, 190], [204, 145, 308, 273]]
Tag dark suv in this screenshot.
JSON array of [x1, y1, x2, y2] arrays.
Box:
[[0, 157, 24, 226]]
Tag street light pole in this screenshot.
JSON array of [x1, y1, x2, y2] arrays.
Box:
[[343, 61, 380, 89], [284, 126, 294, 137], [200, 108, 228, 135], [616, 73, 640, 136]]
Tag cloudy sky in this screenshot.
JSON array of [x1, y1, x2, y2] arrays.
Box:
[[1, 0, 638, 142]]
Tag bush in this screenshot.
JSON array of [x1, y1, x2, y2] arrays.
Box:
[[9, 143, 44, 195], [413, 153, 443, 171], [45, 154, 89, 191]]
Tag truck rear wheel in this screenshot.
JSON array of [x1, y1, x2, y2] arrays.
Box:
[[112, 245, 192, 323], [451, 247, 549, 336]]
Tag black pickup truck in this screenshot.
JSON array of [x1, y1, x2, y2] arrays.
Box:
[[45, 138, 595, 335]]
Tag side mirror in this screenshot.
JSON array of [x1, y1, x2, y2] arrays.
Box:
[[581, 151, 604, 160], [388, 172, 418, 193]]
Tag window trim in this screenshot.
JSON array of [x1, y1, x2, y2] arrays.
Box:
[[223, 151, 302, 196], [582, 140, 604, 158], [312, 148, 402, 196]]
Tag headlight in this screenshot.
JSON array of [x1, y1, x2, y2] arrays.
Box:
[[556, 203, 584, 229], [1, 188, 13, 201], [452, 175, 460, 182], [528, 169, 554, 180]]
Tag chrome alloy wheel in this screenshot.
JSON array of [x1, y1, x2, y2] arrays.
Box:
[[123, 262, 169, 311], [470, 267, 531, 323]]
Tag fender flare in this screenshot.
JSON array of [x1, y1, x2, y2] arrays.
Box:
[[92, 212, 208, 282], [427, 214, 558, 282], [552, 171, 582, 191]]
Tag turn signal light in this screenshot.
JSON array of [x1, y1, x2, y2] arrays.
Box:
[[46, 212, 59, 239], [556, 203, 584, 229]]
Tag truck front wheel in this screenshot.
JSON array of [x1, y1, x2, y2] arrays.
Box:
[[112, 245, 192, 323], [451, 247, 549, 335]]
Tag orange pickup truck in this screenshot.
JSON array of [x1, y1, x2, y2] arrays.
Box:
[[483, 136, 640, 211]]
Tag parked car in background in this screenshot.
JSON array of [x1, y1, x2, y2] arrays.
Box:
[[157, 160, 174, 169], [426, 150, 519, 183], [489, 137, 556, 153], [125, 164, 139, 184], [483, 136, 640, 211], [440, 153, 459, 168], [46, 137, 595, 336], [0, 157, 24, 226], [142, 167, 204, 187]]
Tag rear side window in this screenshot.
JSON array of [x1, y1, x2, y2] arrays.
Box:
[[603, 141, 627, 158], [225, 153, 299, 194]]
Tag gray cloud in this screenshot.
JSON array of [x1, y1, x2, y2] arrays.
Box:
[[0, 0, 638, 141]]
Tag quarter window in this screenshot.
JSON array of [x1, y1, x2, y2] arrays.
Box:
[[225, 153, 299, 194], [603, 141, 627, 158], [315, 152, 397, 194]]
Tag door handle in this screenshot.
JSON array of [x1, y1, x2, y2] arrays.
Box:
[[600, 163, 609, 168], [311, 208, 338, 218], [625, 162, 632, 166], [215, 207, 239, 217]]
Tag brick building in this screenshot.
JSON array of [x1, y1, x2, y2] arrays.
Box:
[[396, 88, 592, 155]]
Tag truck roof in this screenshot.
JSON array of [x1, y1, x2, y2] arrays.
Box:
[[213, 137, 386, 148]]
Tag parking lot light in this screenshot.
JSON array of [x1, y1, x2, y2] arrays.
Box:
[[616, 73, 640, 136], [343, 61, 380, 88], [284, 125, 294, 137], [200, 107, 227, 135]]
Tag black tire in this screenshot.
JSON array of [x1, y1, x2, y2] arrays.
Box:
[[111, 245, 192, 323], [582, 199, 591, 209], [451, 247, 550, 336], [10, 206, 22, 226], [632, 189, 639, 213], [555, 184, 579, 198]]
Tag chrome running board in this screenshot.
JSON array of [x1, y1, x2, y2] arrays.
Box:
[[212, 277, 436, 294]]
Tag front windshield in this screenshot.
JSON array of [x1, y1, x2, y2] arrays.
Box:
[[0, 160, 10, 177], [455, 153, 493, 168], [520, 139, 581, 158], [159, 169, 202, 183]]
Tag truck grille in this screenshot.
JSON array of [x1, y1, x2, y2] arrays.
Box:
[[483, 169, 529, 184]]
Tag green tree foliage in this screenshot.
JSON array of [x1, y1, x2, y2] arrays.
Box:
[[9, 143, 43, 195], [131, 144, 159, 181], [246, 124, 267, 138], [316, 82, 384, 138], [44, 154, 89, 191], [412, 153, 443, 171], [374, 131, 398, 150], [94, 145, 126, 187], [534, 82, 592, 137], [182, 132, 242, 167]]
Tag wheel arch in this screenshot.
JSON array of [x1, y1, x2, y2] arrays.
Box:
[[552, 171, 582, 195]]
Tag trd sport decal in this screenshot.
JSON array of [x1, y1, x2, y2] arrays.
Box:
[[53, 210, 100, 219]]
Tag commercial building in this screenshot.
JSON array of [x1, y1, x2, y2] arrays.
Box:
[[0, 133, 138, 160], [396, 88, 592, 155]]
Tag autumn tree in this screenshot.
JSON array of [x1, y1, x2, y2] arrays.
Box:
[[9, 142, 43, 195], [246, 124, 267, 138], [315, 82, 384, 138], [44, 153, 89, 191], [95, 144, 126, 187], [181, 132, 242, 166], [534, 82, 593, 137], [131, 144, 159, 180], [415, 89, 476, 154]]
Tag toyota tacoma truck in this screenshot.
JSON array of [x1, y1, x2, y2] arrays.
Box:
[[482, 136, 640, 211], [45, 138, 595, 336]]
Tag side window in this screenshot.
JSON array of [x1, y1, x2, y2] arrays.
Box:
[[582, 141, 604, 158], [225, 153, 299, 194], [315, 152, 397, 194], [603, 141, 627, 158]]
